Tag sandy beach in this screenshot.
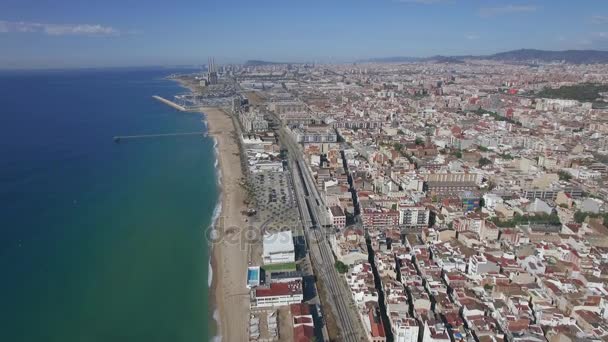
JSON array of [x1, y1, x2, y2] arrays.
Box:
[[204, 107, 251, 342]]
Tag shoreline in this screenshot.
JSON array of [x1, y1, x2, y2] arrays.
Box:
[[203, 106, 251, 342], [167, 76, 251, 341]]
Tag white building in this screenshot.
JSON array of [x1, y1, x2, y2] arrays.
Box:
[[263, 231, 295, 264], [253, 280, 303, 308], [393, 317, 419, 342], [399, 205, 430, 227], [422, 321, 450, 342], [468, 255, 500, 275], [482, 193, 504, 211]]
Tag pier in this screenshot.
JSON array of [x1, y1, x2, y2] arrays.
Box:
[[113, 132, 204, 142], [152, 95, 186, 111]]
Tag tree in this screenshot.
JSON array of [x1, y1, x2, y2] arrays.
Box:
[[478, 145, 489, 152], [490, 212, 562, 228], [574, 210, 608, 225], [453, 150, 462, 159], [335, 261, 349, 274], [415, 137, 424, 145], [478, 157, 493, 167], [558, 170, 572, 182]]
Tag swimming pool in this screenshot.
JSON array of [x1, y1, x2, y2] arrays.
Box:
[[247, 266, 261, 288]]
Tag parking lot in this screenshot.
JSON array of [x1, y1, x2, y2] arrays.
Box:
[[249, 170, 301, 235]]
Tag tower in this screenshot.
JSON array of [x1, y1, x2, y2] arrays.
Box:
[[207, 57, 218, 85]]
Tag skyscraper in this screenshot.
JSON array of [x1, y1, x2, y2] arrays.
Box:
[[207, 57, 218, 85]]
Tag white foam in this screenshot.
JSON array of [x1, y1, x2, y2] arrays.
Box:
[[208, 133, 223, 342], [211, 308, 222, 342], [208, 260, 214, 287], [212, 137, 222, 185]]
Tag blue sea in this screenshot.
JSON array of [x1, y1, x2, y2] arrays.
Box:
[[0, 68, 218, 341]]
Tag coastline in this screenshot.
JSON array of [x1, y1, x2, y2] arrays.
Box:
[[204, 106, 250, 342], [167, 76, 251, 341]]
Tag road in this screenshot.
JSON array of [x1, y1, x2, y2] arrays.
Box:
[[279, 127, 365, 342]]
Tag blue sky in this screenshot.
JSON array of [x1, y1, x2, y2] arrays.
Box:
[[1, 0, 608, 68]]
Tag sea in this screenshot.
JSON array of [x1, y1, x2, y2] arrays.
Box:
[[0, 68, 219, 341]]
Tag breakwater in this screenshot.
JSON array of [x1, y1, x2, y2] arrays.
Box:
[[152, 95, 186, 111]]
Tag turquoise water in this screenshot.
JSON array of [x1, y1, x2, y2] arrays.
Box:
[[248, 268, 259, 282], [0, 68, 218, 341]]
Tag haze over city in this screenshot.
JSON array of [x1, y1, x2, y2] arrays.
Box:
[[2, 0, 608, 68], [4, 1, 608, 342]]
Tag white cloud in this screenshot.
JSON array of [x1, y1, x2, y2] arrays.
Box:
[[591, 15, 608, 24], [594, 32, 608, 39], [0, 20, 120, 36], [479, 5, 538, 17], [465, 34, 479, 40]]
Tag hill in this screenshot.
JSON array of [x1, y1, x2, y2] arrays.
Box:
[[483, 49, 608, 64], [244, 60, 286, 66], [361, 49, 608, 65]]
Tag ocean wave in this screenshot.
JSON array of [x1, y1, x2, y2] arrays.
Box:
[[207, 196, 222, 288], [208, 260, 214, 288], [212, 137, 222, 186], [208, 134, 223, 341], [211, 308, 222, 342]]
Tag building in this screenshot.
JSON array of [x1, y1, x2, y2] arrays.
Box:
[[422, 320, 450, 342], [468, 255, 500, 275], [399, 205, 430, 227], [280, 111, 317, 127], [522, 187, 583, 200], [329, 205, 347, 229], [253, 280, 303, 308], [362, 208, 400, 230], [460, 192, 481, 212], [206, 57, 219, 85], [424, 173, 479, 195], [240, 112, 268, 132], [393, 317, 420, 342], [263, 231, 295, 264], [363, 302, 387, 342], [291, 303, 316, 342], [330, 229, 368, 265], [232, 97, 241, 113], [270, 100, 307, 114], [291, 126, 337, 144]]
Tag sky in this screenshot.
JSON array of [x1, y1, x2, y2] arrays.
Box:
[[1, 0, 608, 68]]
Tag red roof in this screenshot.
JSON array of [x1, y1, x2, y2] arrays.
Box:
[[294, 325, 315, 342], [256, 280, 302, 297], [295, 316, 313, 325], [290, 303, 311, 317], [368, 305, 386, 337]]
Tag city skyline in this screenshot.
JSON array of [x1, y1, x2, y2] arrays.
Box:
[[2, 0, 608, 68]]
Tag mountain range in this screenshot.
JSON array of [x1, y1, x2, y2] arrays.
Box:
[[244, 49, 608, 66], [361, 49, 608, 65]]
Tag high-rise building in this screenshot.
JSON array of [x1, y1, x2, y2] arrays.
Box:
[[207, 57, 218, 85]]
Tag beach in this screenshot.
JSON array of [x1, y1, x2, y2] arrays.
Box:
[[204, 107, 251, 341]]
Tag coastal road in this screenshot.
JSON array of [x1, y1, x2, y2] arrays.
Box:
[[280, 128, 365, 342]]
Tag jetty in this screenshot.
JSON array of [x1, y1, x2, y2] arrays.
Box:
[[152, 95, 186, 111], [113, 132, 204, 142]]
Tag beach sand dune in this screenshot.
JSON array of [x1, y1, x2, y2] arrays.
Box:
[[204, 107, 250, 342]]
